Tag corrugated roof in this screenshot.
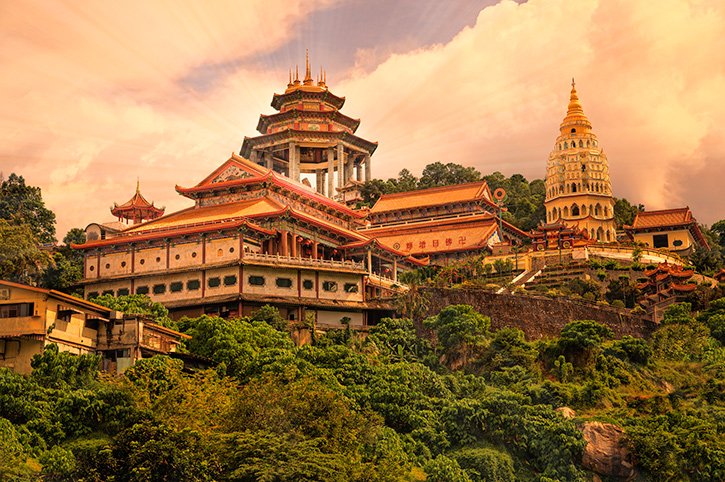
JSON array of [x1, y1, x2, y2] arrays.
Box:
[[369, 181, 489, 214]]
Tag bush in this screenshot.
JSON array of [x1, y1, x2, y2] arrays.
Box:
[[452, 447, 515, 482], [611, 299, 626, 309], [606, 336, 652, 365]]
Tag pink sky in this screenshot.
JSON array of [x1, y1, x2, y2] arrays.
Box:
[[0, 0, 723, 238]]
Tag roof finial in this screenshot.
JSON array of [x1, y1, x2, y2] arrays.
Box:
[[572, 77, 575, 89], [136, 177, 140, 194], [303, 48, 313, 85]]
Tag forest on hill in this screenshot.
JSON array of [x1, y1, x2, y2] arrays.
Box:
[[1, 297, 724, 481]]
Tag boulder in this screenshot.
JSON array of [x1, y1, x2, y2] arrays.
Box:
[[581, 421, 635, 479], [555, 406, 576, 419]]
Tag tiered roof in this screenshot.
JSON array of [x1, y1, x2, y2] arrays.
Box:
[[111, 181, 164, 224], [637, 262, 697, 308], [369, 181, 493, 214]]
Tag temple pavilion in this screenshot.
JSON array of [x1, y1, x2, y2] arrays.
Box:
[[240, 51, 375, 200], [111, 180, 165, 225]]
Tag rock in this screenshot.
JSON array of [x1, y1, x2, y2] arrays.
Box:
[[555, 406, 577, 419], [581, 421, 635, 479]]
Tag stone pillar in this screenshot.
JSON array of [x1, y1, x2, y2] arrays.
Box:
[[291, 234, 297, 258], [250, 149, 258, 164], [288, 142, 300, 181], [367, 249, 372, 275], [364, 153, 371, 182], [356, 163, 362, 182], [264, 151, 273, 170], [337, 143, 344, 194], [393, 259, 398, 283], [346, 154, 354, 183], [327, 147, 335, 198], [312, 241, 319, 260]]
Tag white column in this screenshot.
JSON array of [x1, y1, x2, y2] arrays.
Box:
[[327, 147, 334, 198], [288, 141, 300, 181], [364, 153, 371, 182], [337, 143, 344, 193]]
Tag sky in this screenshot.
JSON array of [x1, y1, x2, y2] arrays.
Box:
[[0, 0, 723, 239]]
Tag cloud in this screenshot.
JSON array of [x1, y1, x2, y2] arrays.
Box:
[[338, 0, 725, 224], [0, 0, 723, 239]]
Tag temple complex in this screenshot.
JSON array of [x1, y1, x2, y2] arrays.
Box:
[[359, 181, 529, 264], [75, 153, 426, 330], [544, 80, 616, 242], [636, 263, 696, 321], [625, 207, 709, 255], [240, 51, 375, 200]]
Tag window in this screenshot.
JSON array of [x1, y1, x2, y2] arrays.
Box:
[[153, 284, 166, 295], [121, 261, 127, 268], [276, 277, 293, 288], [139, 259, 145, 265], [248, 275, 265, 286], [117, 288, 130, 296], [186, 279, 201, 291], [102, 290, 114, 296], [223, 275, 238, 286], [156, 257, 161, 263], [0, 303, 33, 318], [136, 286, 149, 295], [673, 240, 683, 247], [208, 277, 221, 288], [191, 252, 197, 258], [571, 128, 576, 133], [322, 281, 338, 292], [175, 254, 181, 260], [653, 234, 669, 248], [170, 282, 183, 292], [89, 265, 95, 271], [344, 283, 359, 293], [302, 279, 314, 290], [217, 249, 223, 257], [105, 263, 110, 269], [84, 317, 99, 330], [229, 247, 235, 253]]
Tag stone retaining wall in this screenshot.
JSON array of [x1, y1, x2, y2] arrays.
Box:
[[422, 288, 656, 339]]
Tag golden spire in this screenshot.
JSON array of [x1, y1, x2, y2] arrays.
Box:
[[303, 48, 313, 85], [287, 68, 293, 88], [294, 65, 300, 85], [560, 77, 591, 133], [136, 177, 140, 194]]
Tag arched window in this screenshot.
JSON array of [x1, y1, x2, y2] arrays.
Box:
[[606, 231, 611, 241], [571, 182, 577, 193], [597, 227, 604, 241], [572, 204, 580, 216], [558, 208, 562, 219], [591, 228, 595, 239], [595, 203, 602, 216], [604, 206, 609, 217], [571, 128, 576, 133], [586, 140, 590, 147], [581, 205, 587, 215], [564, 142, 568, 149], [579, 140, 583, 148], [563, 206, 570, 217]]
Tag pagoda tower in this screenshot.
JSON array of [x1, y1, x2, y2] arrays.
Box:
[[240, 51, 377, 200], [111, 180, 164, 225], [544, 80, 616, 242]]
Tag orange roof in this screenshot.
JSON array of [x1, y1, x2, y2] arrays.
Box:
[[632, 208, 693, 229], [0, 280, 115, 315], [124, 197, 283, 233], [369, 181, 490, 214]]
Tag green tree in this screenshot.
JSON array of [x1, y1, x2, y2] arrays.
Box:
[[42, 227, 86, 293], [424, 305, 491, 367], [0, 173, 56, 243], [710, 219, 725, 248], [418, 162, 481, 189], [0, 219, 53, 284], [613, 197, 644, 228], [90, 294, 174, 328], [558, 320, 613, 367]]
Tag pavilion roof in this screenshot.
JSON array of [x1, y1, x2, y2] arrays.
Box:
[[368, 181, 492, 214], [240, 129, 378, 158], [175, 154, 365, 220], [271, 88, 345, 111], [257, 109, 360, 134], [111, 184, 164, 218], [631, 208, 694, 229]]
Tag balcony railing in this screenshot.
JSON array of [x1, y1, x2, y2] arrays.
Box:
[[243, 251, 366, 271]]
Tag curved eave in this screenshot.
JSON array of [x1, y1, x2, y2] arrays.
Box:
[[246, 207, 365, 242], [256, 110, 361, 134], [339, 238, 429, 266], [111, 205, 165, 218], [240, 129, 377, 158], [72, 219, 275, 250], [271, 89, 346, 110], [175, 171, 274, 198]]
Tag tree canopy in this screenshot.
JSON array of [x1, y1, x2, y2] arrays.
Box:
[[0, 173, 56, 244]]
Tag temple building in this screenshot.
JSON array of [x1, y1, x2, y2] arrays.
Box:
[[111, 180, 165, 225], [75, 153, 426, 330], [544, 80, 616, 242], [625, 207, 709, 255], [240, 51, 375, 200], [358, 181, 530, 264], [636, 263, 697, 321]]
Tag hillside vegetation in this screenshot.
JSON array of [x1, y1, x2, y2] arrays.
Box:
[[1, 299, 723, 482]]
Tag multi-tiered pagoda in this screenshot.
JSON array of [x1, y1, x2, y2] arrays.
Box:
[[240, 51, 376, 201]]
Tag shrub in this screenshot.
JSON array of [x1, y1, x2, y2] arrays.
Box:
[[611, 299, 626, 309]]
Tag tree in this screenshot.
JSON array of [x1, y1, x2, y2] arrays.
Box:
[[424, 305, 491, 367], [418, 162, 481, 189], [90, 294, 175, 327], [42, 228, 86, 294], [0, 173, 56, 243], [613, 198, 644, 229], [0, 219, 53, 284], [709, 219, 725, 248]]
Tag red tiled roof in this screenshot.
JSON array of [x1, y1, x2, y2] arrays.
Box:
[[631, 208, 693, 229], [369, 181, 491, 214]]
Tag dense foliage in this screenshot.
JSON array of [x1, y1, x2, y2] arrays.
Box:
[[1, 300, 723, 481]]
